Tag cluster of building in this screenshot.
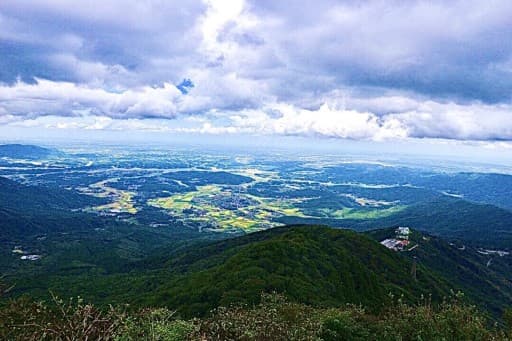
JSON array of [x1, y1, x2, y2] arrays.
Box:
[[380, 227, 411, 251], [12, 246, 42, 261], [477, 249, 510, 257]]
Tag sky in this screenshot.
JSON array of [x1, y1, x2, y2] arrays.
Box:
[[1, 0, 512, 158]]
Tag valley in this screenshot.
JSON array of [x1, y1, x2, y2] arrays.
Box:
[[1, 143, 512, 326], [2, 144, 512, 241]]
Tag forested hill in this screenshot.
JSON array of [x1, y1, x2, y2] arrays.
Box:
[[357, 197, 512, 248], [3, 225, 512, 339], [0, 176, 103, 212], [0, 176, 107, 240], [0, 144, 61, 159], [282, 196, 512, 249], [366, 227, 512, 316], [39, 225, 449, 318]]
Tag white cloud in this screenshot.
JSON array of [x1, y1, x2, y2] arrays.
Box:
[[1, 0, 512, 143], [48, 54, 133, 86], [0, 78, 183, 119], [1, 78, 512, 142], [229, 103, 407, 140], [171, 97, 512, 142], [200, 0, 246, 53]]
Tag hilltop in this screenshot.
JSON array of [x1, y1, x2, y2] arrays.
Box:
[[11, 225, 494, 318], [134, 225, 451, 317], [282, 196, 512, 249], [366, 227, 512, 316], [362, 197, 512, 248]]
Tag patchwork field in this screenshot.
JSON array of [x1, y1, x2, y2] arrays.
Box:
[[5, 146, 506, 234], [78, 179, 137, 214], [147, 184, 311, 230]]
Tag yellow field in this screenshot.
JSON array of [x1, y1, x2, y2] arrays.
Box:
[[147, 184, 309, 230], [79, 179, 137, 214]]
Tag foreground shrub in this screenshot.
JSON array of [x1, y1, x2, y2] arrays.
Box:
[[319, 307, 370, 341], [0, 290, 509, 340], [192, 293, 321, 340], [0, 294, 126, 340], [117, 307, 196, 340], [0, 276, 13, 297], [195, 293, 508, 341], [371, 293, 504, 340]]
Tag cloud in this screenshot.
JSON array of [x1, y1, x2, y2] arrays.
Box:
[[177, 98, 512, 142], [248, 0, 512, 102], [0, 78, 183, 119], [1, 0, 512, 142], [2, 81, 511, 142], [48, 53, 134, 86]]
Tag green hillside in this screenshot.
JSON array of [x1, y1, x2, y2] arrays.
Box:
[[363, 197, 512, 248], [0, 176, 122, 245], [0, 144, 56, 159], [0, 176, 104, 213], [366, 228, 512, 316], [145, 226, 452, 317], [13, 226, 455, 319], [3, 226, 512, 339], [282, 196, 512, 248], [0, 176, 215, 285]]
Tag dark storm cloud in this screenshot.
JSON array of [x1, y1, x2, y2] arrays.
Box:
[[0, 0, 205, 85], [248, 0, 512, 103]]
